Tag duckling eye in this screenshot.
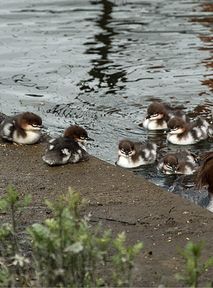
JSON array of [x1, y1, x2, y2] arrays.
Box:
[[32, 124, 38, 127], [173, 126, 179, 131], [80, 136, 85, 140]]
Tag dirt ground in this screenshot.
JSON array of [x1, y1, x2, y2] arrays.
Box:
[[0, 138, 212, 287]]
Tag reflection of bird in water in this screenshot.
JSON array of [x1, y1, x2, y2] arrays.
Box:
[[162, 173, 205, 208], [79, 0, 127, 93], [196, 152, 213, 212]]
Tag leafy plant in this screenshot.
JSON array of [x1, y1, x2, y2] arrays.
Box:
[[176, 241, 213, 288], [112, 232, 143, 286], [28, 188, 143, 287], [0, 186, 143, 287], [0, 185, 31, 287]]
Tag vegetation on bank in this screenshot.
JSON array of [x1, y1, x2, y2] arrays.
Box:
[[0, 186, 142, 287], [0, 186, 212, 287]]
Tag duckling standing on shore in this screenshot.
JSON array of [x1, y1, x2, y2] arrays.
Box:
[[116, 139, 157, 168], [42, 125, 93, 166], [196, 152, 213, 212], [167, 116, 210, 145], [0, 112, 42, 144], [142, 102, 170, 130]]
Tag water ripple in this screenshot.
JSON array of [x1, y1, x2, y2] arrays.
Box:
[[0, 0, 212, 207]]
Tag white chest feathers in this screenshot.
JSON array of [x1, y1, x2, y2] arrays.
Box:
[[116, 155, 143, 168], [143, 118, 167, 130], [116, 153, 155, 169], [167, 132, 196, 145], [13, 130, 41, 144]]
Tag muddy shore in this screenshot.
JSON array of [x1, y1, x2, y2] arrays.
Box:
[[0, 138, 212, 286]]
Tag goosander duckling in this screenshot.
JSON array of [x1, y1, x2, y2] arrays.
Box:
[[42, 125, 93, 166], [0, 112, 42, 144], [116, 139, 157, 168], [175, 161, 198, 175], [143, 102, 170, 130], [158, 150, 197, 175], [167, 116, 210, 145], [196, 152, 213, 212]]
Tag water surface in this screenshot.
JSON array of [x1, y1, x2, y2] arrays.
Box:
[[0, 0, 212, 205]]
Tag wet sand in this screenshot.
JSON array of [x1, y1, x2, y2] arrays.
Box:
[[0, 139, 212, 286]]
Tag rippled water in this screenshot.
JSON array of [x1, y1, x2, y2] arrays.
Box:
[[0, 0, 212, 205]]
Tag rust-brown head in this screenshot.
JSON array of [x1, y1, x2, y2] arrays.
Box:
[[17, 112, 42, 131], [167, 117, 187, 135], [163, 154, 178, 173], [146, 102, 168, 120], [64, 125, 93, 144], [118, 140, 136, 158]]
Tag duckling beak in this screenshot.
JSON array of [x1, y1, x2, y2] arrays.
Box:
[[32, 124, 43, 130], [164, 164, 176, 173], [86, 136, 94, 141], [172, 167, 177, 173], [146, 115, 151, 119]]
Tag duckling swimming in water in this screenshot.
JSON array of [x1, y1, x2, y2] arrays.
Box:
[[116, 139, 157, 168], [158, 150, 198, 175], [167, 116, 210, 145], [143, 102, 170, 131]]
